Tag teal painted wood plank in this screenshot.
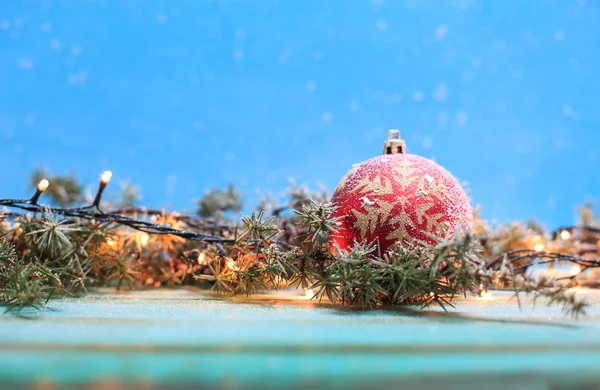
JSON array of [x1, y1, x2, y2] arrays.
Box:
[[1, 289, 599, 389]]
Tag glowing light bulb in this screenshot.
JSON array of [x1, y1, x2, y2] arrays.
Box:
[[570, 265, 582, 276], [107, 240, 115, 247], [198, 252, 206, 265], [477, 290, 493, 300], [100, 171, 112, 184], [140, 233, 149, 246], [534, 243, 545, 252], [560, 230, 571, 240], [225, 257, 237, 271], [37, 179, 49, 192]]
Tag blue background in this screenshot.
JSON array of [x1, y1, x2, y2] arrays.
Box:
[[1, 0, 598, 228]]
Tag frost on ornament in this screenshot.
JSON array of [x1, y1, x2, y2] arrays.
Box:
[[330, 130, 472, 254], [361, 196, 376, 206]]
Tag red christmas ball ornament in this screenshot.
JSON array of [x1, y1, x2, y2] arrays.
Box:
[[330, 130, 472, 254]]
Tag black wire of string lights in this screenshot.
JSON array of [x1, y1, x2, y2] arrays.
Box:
[[0, 171, 235, 244], [486, 226, 600, 283]]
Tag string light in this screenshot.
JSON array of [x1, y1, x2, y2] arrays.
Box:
[[93, 170, 113, 209], [140, 233, 150, 246], [198, 252, 206, 265], [570, 265, 582, 276], [534, 243, 545, 252], [560, 230, 571, 240], [477, 290, 493, 300], [225, 257, 238, 270], [0, 171, 234, 244], [100, 171, 112, 184], [37, 179, 49, 192], [30, 179, 50, 205], [304, 288, 316, 299]]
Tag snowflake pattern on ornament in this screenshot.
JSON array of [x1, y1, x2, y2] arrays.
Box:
[[330, 153, 472, 253]]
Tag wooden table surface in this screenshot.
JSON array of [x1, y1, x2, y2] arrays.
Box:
[[1, 288, 599, 389]]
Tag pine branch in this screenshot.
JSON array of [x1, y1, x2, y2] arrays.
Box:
[[0, 239, 64, 312]]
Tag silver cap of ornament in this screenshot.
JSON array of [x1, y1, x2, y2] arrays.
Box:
[[383, 129, 407, 155]]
